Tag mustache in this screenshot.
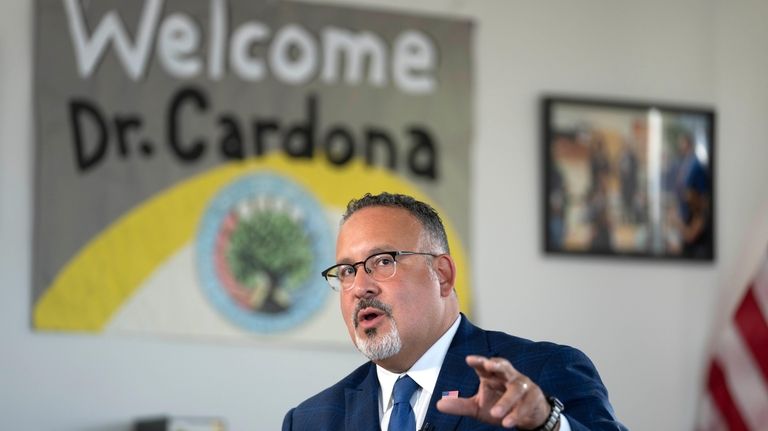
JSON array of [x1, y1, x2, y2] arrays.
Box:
[[353, 298, 393, 328]]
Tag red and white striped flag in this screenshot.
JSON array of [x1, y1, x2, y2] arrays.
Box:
[[697, 250, 768, 430]]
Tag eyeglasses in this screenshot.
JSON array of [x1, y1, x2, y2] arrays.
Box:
[[321, 251, 439, 291]]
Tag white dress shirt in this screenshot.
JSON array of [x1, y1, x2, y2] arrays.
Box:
[[378, 315, 461, 430], [376, 314, 571, 431]]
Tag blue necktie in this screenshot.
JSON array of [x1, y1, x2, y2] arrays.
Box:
[[389, 375, 419, 431]]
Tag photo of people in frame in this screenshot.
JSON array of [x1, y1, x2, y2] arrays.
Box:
[[544, 97, 715, 260]]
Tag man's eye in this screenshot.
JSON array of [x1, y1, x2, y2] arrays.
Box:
[[373, 256, 394, 267], [338, 265, 356, 277]]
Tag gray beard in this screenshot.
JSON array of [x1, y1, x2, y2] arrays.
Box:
[[354, 317, 402, 361]]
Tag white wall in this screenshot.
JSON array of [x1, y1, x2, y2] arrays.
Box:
[[3, 0, 768, 430]]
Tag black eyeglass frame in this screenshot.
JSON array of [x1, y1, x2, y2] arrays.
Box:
[[321, 251, 439, 291]]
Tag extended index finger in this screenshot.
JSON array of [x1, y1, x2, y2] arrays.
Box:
[[436, 396, 479, 418], [466, 355, 518, 380]]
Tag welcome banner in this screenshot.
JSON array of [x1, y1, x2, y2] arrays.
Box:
[[33, 0, 473, 343]]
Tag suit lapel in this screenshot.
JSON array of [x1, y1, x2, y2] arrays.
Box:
[[345, 363, 381, 431], [424, 316, 494, 431], [342, 317, 493, 431]]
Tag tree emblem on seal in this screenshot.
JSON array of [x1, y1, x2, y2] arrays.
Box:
[[227, 206, 312, 313]]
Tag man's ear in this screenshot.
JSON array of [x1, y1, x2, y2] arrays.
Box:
[[434, 254, 457, 297]]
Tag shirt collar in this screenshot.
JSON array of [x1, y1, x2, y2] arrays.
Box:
[[377, 314, 462, 409]]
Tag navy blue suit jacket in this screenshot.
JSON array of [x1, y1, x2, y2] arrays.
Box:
[[283, 316, 627, 430]]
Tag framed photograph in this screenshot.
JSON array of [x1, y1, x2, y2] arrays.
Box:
[[542, 95, 715, 260]]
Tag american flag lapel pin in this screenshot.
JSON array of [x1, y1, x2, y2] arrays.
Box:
[[441, 390, 459, 398]]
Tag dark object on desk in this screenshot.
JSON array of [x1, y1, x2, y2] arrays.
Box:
[[134, 416, 226, 431]]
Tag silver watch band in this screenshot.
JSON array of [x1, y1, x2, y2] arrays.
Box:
[[533, 396, 563, 431]]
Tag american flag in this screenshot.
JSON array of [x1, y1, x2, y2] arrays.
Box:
[[697, 250, 768, 430], [442, 390, 459, 399]]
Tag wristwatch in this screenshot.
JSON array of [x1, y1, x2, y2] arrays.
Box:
[[533, 396, 564, 431]]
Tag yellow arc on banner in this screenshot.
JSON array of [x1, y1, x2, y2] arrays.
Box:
[[34, 154, 473, 331]]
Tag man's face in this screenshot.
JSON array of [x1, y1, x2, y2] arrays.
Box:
[[336, 206, 447, 370]]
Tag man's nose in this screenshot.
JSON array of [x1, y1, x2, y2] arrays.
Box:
[[351, 266, 379, 298]]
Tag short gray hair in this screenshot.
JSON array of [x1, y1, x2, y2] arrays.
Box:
[[342, 192, 450, 254]]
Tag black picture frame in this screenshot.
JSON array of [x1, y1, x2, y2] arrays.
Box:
[[542, 95, 715, 261]]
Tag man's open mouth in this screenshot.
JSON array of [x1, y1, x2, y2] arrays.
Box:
[[356, 307, 385, 328]]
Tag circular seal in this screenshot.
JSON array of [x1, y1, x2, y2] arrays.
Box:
[[196, 173, 332, 332]]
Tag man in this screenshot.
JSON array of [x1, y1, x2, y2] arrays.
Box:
[[672, 131, 712, 259], [283, 193, 626, 430]]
